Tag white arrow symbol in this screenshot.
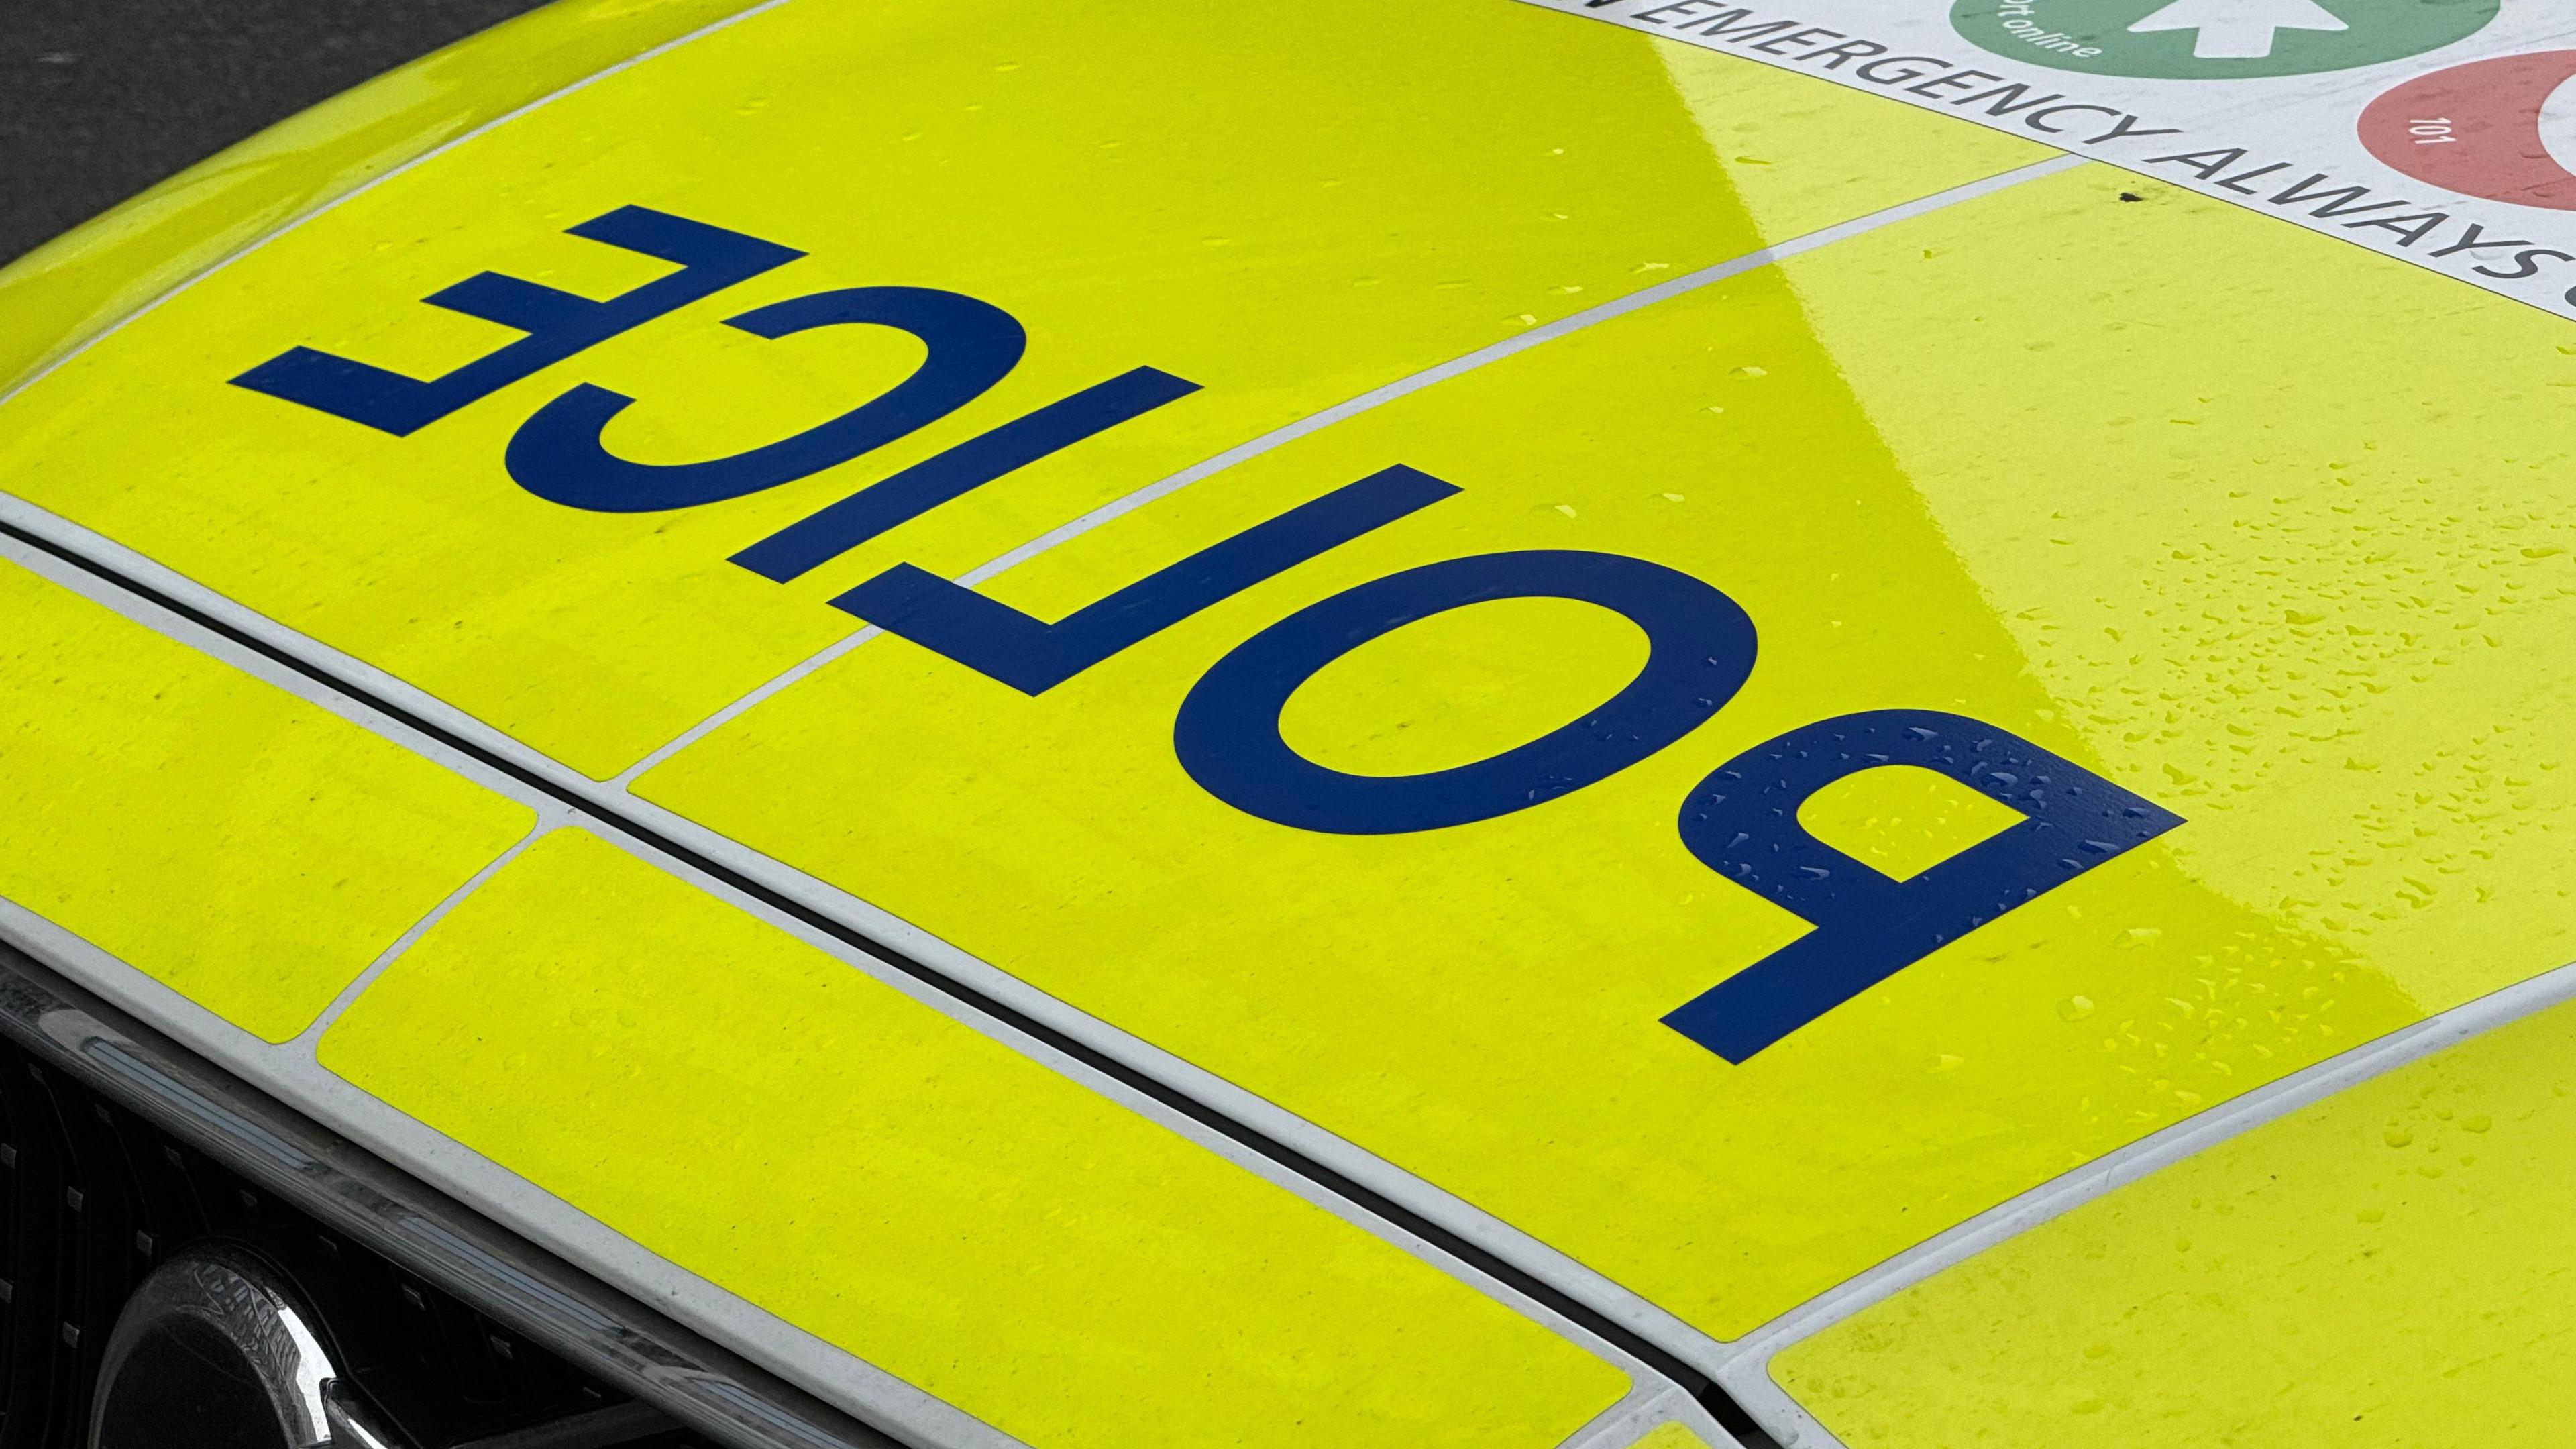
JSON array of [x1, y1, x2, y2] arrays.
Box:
[[2127, 0, 2349, 59]]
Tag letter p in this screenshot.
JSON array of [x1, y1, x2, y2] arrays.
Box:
[[1664, 710, 2182, 1063]]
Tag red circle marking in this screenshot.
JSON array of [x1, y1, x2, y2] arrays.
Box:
[[2360, 50, 2576, 211]]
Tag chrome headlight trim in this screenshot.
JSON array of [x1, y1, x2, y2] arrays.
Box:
[[89, 1246, 387, 1449], [0, 941, 894, 1449]]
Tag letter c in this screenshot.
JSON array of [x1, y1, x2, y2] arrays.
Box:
[[504, 286, 1024, 513], [2025, 103, 2121, 135]]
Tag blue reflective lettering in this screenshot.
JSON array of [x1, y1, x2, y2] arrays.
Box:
[[731, 366, 1201, 581], [1664, 710, 2184, 1063], [1175, 549, 1756, 835], [231, 206, 802, 436], [506, 286, 1026, 513], [837, 464, 1459, 694]]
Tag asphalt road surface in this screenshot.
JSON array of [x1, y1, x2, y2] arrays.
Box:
[[1, 0, 553, 266]]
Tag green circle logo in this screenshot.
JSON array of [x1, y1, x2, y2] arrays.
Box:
[[1949, 0, 2499, 79]]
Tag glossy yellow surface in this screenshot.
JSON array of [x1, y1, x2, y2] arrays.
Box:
[[0, 559, 530, 1040], [1777, 997, 2576, 1446], [1633, 1424, 1719, 1449], [1778, 168, 2576, 1017], [1653, 44, 2051, 237], [1794, 765, 2024, 885], [0, 0, 767, 397], [0, 3, 2041, 779], [318, 829, 1628, 1449], [643, 165, 2576, 1341], [7, 0, 2573, 1419]]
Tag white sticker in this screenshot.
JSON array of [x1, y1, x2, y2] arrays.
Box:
[[1521, 0, 2576, 317]]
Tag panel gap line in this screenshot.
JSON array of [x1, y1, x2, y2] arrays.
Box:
[[1711, 954, 2576, 1400], [290, 810, 568, 1055], [616, 152, 2086, 784], [0, 498, 1733, 1394], [0, 150, 2093, 1399], [612, 627, 878, 788]]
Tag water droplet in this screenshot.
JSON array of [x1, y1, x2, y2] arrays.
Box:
[[2383, 1126, 2414, 1148]]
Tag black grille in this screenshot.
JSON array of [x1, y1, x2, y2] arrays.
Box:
[[0, 1032, 704, 1448]]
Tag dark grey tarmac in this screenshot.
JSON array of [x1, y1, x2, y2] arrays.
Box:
[[2, 0, 551, 266]]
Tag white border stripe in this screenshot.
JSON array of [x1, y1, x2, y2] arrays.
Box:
[[0, 147, 2091, 1415], [0, 531, 995, 1449], [0, 525, 1695, 1449], [1713, 959, 2576, 1448], [614, 152, 2086, 783], [0, 53, 2088, 1439], [290, 811, 567, 1051], [11, 18, 2573, 1435], [8, 98, 2562, 1444], [957, 156, 2085, 578]]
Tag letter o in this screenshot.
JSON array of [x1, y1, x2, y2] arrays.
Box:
[[1173, 549, 1756, 835]]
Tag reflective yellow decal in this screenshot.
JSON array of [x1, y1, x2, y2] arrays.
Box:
[[7, 0, 2572, 1375], [317, 829, 1628, 1449], [640, 167, 2576, 1340], [1776, 997, 2576, 1447], [0, 559, 531, 1040], [0, 2, 2031, 780]]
